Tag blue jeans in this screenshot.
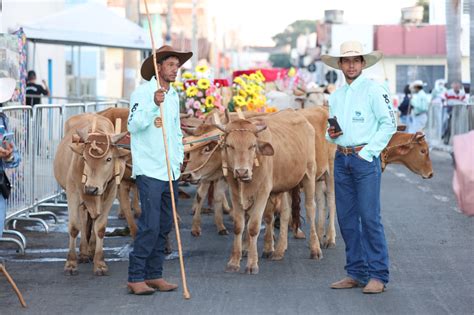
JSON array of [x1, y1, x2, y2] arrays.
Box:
[[334, 152, 389, 284], [128, 175, 177, 283]]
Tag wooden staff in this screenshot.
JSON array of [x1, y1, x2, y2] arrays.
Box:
[[143, 0, 190, 300], [0, 263, 27, 307]]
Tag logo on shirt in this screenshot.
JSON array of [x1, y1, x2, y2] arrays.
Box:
[[383, 94, 390, 104], [352, 111, 364, 123]]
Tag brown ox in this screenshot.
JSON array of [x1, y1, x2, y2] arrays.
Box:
[[54, 114, 129, 275], [215, 109, 321, 274], [381, 131, 434, 178]]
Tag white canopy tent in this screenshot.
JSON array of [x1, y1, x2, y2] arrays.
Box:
[[21, 2, 154, 50]]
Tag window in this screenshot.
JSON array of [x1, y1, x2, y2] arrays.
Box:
[[396, 65, 445, 93]]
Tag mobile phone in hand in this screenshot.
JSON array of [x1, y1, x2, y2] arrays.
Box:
[[2, 132, 14, 149], [328, 117, 343, 134]]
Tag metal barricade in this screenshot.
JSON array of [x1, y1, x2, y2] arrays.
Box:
[[426, 102, 444, 147]]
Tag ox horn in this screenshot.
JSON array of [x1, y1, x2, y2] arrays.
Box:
[[214, 124, 226, 133], [180, 113, 192, 119], [414, 131, 426, 141], [110, 131, 129, 144], [182, 126, 197, 136], [255, 122, 267, 133], [224, 109, 231, 124]]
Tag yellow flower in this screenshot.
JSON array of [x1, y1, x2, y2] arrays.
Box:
[[238, 89, 248, 98], [233, 95, 247, 107], [244, 84, 255, 95], [205, 96, 215, 108], [233, 77, 245, 86], [288, 67, 296, 77], [182, 72, 194, 80], [195, 65, 208, 73], [186, 86, 198, 97], [249, 73, 259, 82], [265, 106, 278, 113], [197, 78, 211, 90], [255, 70, 265, 82]]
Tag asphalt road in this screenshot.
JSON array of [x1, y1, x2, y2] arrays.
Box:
[[0, 150, 473, 315]]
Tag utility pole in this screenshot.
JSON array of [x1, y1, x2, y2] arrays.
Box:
[[166, 0, 173, 45], [191, 0, 198, 68], [123, 0, 140, 99]]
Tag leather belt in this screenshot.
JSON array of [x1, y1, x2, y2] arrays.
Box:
[[337, 144, 366, 155]]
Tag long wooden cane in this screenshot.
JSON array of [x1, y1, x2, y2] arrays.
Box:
[[143, 0, 191, 300], [0, 263, 27, 307]]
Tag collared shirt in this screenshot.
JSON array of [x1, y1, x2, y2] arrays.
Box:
[[128, 77, 183, 181], [326, 75, 397, 162], [410, 90, 430, 115]]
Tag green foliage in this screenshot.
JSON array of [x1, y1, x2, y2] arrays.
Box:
[[269, 53, 292, 68], [272, 20, 317, 47]]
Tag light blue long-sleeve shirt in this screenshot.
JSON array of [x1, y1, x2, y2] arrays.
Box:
[[128, 77, 183, 181], [326, 75, 397, 162], [410, 90, 429, 115]]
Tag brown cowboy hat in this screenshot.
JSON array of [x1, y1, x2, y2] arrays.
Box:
[[140, 45, 193, 81]]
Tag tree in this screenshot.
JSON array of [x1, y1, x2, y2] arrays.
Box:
[[272, 20, 317, 47], [445, 0, 462, 85], [269, 53, 292, 68]]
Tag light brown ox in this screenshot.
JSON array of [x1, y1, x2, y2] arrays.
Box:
[[215, 109, 321, 274], [54, 114, 129, 275]]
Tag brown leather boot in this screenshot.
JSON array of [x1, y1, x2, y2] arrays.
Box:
[[362, 279, 385, 294], [330, 277, 362, 289], [127, 282, 155, 295], [145, 278, 178, 292]]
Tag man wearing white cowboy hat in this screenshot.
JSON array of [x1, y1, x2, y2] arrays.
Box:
[[0, 78, 21, 239], [127, 45, 192, 295], [408, 80, 429, 133], [323, 40, 397, 294]]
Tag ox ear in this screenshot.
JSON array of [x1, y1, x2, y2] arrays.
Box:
[[110, 132, 128, 144], [76, 127, 89, 141], [114, 148, 131, 158], [69, 143, 85, 155], [257, 140, 274, 156], [396, 144, 411, 156]]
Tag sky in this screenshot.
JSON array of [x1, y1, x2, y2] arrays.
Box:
[[208, 0, 417, 46]]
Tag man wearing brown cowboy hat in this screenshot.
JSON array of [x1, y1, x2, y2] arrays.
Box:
[[323, 41, 397, 294], [127, 45, 192, 295]]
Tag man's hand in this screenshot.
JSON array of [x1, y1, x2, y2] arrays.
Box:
[[154, 88, 167, 106], [0, 142, 14, 160], [327, 126, 343, 139], [154, 117, 162, 128]]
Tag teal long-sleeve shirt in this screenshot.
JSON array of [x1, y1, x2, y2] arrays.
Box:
[[128, 77, 184, 181], [326, 75, 397, 162], [410, 90, 429, 115]]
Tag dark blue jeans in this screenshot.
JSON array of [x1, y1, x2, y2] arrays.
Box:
[[334, 152, 389, 284], [128, 175, 178, 283]]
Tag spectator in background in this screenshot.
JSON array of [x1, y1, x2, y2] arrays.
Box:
[[0, 78, 21, 238], [398, 84, 411, 127], [430, 79, 447, 138], [408, 80, 429, 133], [25, 71, 49, 106], [441, 80, 467, 143]]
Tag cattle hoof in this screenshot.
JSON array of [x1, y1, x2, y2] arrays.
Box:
[[225, 264, 240, 273], [323, 240, 336, 249], [94, 265, 108, 276], [202, 207, 213, 214], [78, 255, 91, 264], [64, 262, 78, 276], [271, 252, 284, 261], [117, 212, 126, 220], [245, 266, 259, 275], [218, 229, 229, 236], [241, 250, 248, 257], [133, 212, 141, 219], [310, 249, 323, 260], [191, 229, 201, 237], [261, 251, 273, 259]]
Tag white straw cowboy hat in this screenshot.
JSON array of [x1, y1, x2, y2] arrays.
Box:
[[141, 45, 193, 81], [321, 41, 383, 70], [409, 79, 427, 89], [0, 78, 16, 103]]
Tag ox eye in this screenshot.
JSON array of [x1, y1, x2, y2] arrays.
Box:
[[421, 149, 427, 154], [106, 157, 112, 162], [227, 145, 234, 150], [203, 146, 211, 153]]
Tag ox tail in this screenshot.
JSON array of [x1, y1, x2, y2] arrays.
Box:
[[85, 212, 93, 244], [290, 185, 302, 232], [207, 181, 215, 208]]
